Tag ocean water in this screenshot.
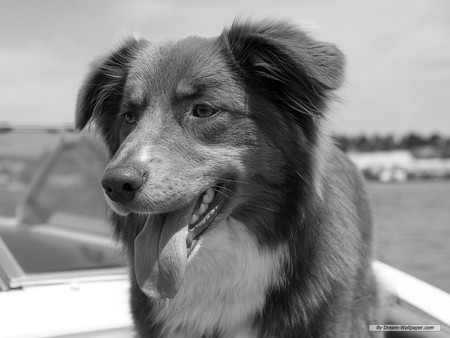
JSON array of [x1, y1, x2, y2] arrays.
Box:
[[368, 181, 450, 293]]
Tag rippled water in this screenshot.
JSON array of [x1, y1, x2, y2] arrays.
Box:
[[368, 181, 450, 292]]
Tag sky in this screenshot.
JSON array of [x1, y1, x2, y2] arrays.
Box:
[[0, 0, 449, 136]]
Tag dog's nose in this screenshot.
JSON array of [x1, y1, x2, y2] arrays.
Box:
[[101, 167, 145, 203]]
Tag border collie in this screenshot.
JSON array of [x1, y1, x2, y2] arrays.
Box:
[[76, 19, 381, 338]]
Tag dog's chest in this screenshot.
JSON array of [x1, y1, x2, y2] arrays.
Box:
[[152, 217, 285, 337]]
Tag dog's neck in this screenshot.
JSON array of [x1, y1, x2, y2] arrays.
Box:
[[150, 216, 286, 337]]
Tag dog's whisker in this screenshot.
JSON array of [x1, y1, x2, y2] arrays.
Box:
[[204, 176, 261, 189], [207, 176, 267, 189], [241, 202, 278, 213], [92, 191, 106, 217], [212, 187, 278, 213], [212, 186, 236, 196]]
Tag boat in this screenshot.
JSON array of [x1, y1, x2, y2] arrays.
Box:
[[1, 130, 448, 337]]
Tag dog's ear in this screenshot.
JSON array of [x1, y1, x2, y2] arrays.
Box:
[[75, 37, 148, 131], [220, 20, 344, 118]]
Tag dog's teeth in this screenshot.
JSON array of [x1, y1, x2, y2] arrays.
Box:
[[190, 214, 199, 225], [198, 203, 208, 215], [202, 188, 215, 204]]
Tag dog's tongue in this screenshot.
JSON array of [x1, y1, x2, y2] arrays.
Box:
[[134, 202, 196, 299]]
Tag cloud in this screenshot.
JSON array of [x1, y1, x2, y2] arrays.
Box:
[[1, 0, 449, 134]]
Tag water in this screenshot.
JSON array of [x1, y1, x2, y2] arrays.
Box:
[[368, 181, 450, 292]]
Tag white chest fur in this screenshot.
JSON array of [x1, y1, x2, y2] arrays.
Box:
[[152, 217, 285, 337]]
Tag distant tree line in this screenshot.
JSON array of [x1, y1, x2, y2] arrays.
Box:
[[333, 132, 450, 158]]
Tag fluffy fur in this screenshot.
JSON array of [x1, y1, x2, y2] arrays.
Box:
[[76, 19, 381, 337]]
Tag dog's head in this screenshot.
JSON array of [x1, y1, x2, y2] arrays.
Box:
[[76, 19, 344, 299]]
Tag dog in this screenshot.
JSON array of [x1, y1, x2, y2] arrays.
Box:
[[76, 19, 381, 338]]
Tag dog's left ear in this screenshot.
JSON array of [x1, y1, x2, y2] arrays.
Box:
[[75, 37, 148, 131], [220, 20, 344, 116]]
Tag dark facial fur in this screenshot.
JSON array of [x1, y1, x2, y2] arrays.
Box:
[[76, 19, 380, 338]]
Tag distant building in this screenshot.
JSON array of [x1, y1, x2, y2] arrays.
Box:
[[349, 151, 450, 182], [411, 146, 441, 159]]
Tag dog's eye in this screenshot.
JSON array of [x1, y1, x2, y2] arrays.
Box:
[[192, 104, 218, 118], [123, 112, 136, 125]]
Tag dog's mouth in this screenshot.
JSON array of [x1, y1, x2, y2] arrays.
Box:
[[134, 183, 232, 299], [186, 185, 229, 255]]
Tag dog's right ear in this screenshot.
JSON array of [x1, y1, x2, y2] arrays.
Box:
[[219, 20, 344, 126], [75, 37, 148, 131]]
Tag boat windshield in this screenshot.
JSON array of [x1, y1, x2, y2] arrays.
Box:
[[0, 129, 126, 290]]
